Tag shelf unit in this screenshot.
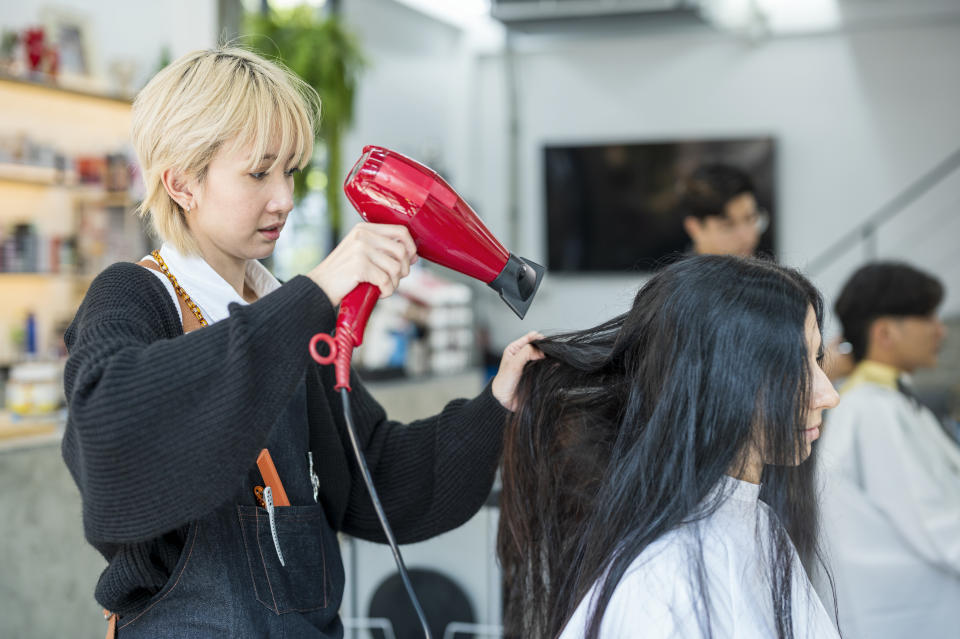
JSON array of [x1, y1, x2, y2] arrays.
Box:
[[0, 74, 139, 363], [0, 162, 75, 186]]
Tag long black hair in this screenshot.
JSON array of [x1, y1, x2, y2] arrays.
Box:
[[498, 255, 837, 639]]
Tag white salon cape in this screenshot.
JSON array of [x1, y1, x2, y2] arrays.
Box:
[[142, 243, 281, 324], [558, 476, 839, 639], [816, 361, 960, 639]]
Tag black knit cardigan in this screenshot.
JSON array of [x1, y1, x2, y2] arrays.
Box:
[[62, 262, 507, 612]]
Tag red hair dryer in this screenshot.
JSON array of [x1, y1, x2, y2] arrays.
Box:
[[309, 145, 544, 390]]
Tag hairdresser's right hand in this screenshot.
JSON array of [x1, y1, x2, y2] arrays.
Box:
[[307, 223, 418, 306]]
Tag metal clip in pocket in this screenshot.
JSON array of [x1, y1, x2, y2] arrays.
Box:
[[263, 486, 285, 566], [308, 451, 319, 503]]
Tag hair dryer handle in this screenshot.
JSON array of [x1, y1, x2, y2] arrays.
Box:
[[309, 283, 381, 391]]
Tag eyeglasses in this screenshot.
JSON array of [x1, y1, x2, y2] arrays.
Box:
[[713, 208, 770, 235]]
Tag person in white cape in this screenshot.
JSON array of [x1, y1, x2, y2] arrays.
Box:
[[497, 256, 842, 639], [817, 261, 960, 639]]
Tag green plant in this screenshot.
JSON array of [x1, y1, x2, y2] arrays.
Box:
[[245, 6, 366, 240], [1, 30, 19, 59]]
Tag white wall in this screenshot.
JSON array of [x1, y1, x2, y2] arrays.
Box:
[[342, 0, 476, 198], [2, 0, 219, 90], [469, 20, 960, 346]]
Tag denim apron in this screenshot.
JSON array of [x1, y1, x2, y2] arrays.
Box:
[[114, 376, 346, 637]]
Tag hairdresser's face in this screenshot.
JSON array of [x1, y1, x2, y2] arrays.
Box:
[[188, 136, 296, 265], [798, 307, 840, 461], [685, 193, 763, 257]]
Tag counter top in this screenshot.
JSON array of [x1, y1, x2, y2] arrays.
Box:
[[0, 371, 488, 453], [0, 411, 65, 452]]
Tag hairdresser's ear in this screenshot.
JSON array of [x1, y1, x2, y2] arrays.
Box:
[[161, 168, 195, 212]]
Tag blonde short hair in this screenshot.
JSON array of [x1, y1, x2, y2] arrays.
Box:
[[132, 46, 320, 254]]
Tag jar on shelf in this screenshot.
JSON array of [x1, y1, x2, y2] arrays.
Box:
[[6, 360, 62, 416]]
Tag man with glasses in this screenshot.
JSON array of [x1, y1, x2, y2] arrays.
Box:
[[816, 261, 959, 639], [679, 163, 769, 258]]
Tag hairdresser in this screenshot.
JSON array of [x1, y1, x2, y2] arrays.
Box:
[[62, 46, 542, 638]]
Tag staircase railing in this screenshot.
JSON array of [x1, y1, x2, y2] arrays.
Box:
[[806, 147, 960, 276]]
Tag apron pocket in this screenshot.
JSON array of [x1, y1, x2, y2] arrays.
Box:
[[237, 503, 336, 614], [116, 523, 200, 631]]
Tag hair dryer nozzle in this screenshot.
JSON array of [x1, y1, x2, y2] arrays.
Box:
[[488, 254, 545, 319]]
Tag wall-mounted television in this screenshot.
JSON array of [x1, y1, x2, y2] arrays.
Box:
[[544, 137, 776, 272]]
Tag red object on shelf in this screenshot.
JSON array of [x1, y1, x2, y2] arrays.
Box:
[[75, 156, 107, 185], [22, 27, 57, 76], [23, 28, 45, 72]]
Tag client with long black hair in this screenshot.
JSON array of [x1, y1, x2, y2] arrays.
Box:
[[498, 255, 842, 639]]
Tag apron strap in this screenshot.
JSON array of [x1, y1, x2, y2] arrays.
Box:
[[137, 258, 204, 333]]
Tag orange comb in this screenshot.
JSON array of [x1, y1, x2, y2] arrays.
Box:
[[256, 449, 290, 507]]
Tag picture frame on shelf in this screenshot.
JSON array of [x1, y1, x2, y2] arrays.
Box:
[[40, 7, 103, 92]]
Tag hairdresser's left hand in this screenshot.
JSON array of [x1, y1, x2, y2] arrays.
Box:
[[491, 331, 545, 412]]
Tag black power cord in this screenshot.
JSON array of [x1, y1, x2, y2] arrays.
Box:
[[340, 388, 433, 639]]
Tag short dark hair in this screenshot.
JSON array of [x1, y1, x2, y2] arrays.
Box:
[[834, 261, 944, 362], [679, 164, 756, 221]]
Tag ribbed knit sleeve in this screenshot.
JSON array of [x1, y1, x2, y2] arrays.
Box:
[[62, 262, 336, 544], [332, 372, 509, 544]]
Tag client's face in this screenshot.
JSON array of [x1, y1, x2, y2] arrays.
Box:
[[798, 306, 841, 462], [740, 307, 840, 482]]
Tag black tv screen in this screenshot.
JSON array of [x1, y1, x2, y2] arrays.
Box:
[[544, 137, 776, 272]]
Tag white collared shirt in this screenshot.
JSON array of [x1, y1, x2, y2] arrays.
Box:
[[142, 243, 281, 325], [558, 476, 838, 639]]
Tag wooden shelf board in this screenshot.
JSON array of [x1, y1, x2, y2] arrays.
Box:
[[0, 165, 132, 207], [0, 272, 87, 280], [0, 163, 76, 187], [0, 410, 61, 441], [0, 73, 131, 105]]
